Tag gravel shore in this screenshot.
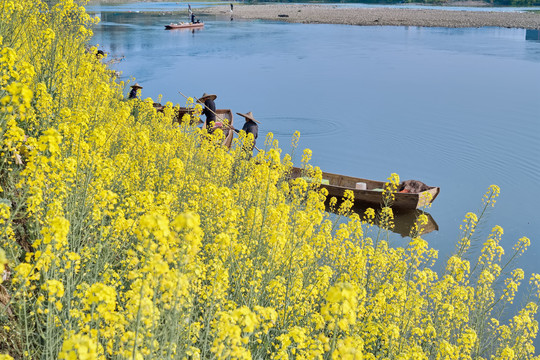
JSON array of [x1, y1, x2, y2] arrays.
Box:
[[197, 4, 540, 29]]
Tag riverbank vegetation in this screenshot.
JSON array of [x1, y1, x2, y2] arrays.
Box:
[[1, 0, 539, 359]]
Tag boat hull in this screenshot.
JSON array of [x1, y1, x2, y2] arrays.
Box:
[[291, 167, 439, 210], [214, 109, 234, 148], [165, 23, 204, 30]]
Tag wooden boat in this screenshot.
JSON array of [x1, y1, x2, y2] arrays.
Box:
[[164, 22, 204, 30], [153, 103, 234, 148], [213, 109, 234, 148], [291, 167, 440, 210], [173, 107, 233, 128]]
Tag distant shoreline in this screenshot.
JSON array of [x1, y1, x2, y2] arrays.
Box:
[[194, 4, 540, 29], [86, 0, 492, 5]]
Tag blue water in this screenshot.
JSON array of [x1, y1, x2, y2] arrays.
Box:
[[91, 7, 540, 320], [87, 1, 231, 12], [85, 1, 540, 12]]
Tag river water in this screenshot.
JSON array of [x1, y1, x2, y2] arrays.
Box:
[[90, 4, 540, 298]]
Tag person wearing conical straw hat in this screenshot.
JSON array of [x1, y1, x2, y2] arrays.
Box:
[[197, 92, 217, 129], [128, 83, 143, 99], [232, 111, 260, 151]]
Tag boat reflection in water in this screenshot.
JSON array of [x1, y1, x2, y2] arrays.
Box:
[[165, 27, 203, 35], [325, 200, 439, 238], [164, 23, 204, 31]]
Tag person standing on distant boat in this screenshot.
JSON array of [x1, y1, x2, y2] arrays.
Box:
[[232, 111, 260, 151], [198, 93, 217, 129], [188, 4, 194, 23], [128, 83, 142, 99]]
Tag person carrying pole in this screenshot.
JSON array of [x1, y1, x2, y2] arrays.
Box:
[[231, 111, 260, 152], [197, 92, 217, 129], [188, 4, 197, 23]]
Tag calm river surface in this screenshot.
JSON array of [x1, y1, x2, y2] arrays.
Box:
[[90, 5, 540, 292]]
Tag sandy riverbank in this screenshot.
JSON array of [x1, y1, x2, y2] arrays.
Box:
[[196, 4, 540, 29]]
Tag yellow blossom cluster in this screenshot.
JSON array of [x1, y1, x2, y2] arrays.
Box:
[[0, 0, 539, 359]]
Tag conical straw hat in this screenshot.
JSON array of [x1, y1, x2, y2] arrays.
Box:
[[236, 111, 260, 124], [198, 92, 217, 102]]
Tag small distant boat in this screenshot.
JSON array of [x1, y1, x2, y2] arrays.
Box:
[[290, 167, 440, 210], [164, 22, 204, 30]]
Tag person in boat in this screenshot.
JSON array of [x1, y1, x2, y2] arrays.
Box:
[[197, 93, 217, 129], [232, 111, 260, 151], [190, 12, 195, 23], [128, 83, 143, 99], [398, 179, 429, 193]]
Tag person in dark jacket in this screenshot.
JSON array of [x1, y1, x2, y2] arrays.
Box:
[[128, 83, 143, 99], [197, 93, 217, 129], [233, 111, 260, 151]]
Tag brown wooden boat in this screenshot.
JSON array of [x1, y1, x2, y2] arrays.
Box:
[[214, 109, 234, 148], [165, 22, 204, 30], [174, 107, 234, 148], [173, 107, 233, 127], [153, 103, 234, 148], [291, 167, 440, 210]]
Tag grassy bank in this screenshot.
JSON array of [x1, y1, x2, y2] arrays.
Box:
[[0, 0, 539, 359]]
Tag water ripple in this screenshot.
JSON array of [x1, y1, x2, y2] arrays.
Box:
[[259, 116, 340, 138]]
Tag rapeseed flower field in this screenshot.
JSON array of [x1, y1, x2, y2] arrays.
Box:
[[0, 0, 539, 359]]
